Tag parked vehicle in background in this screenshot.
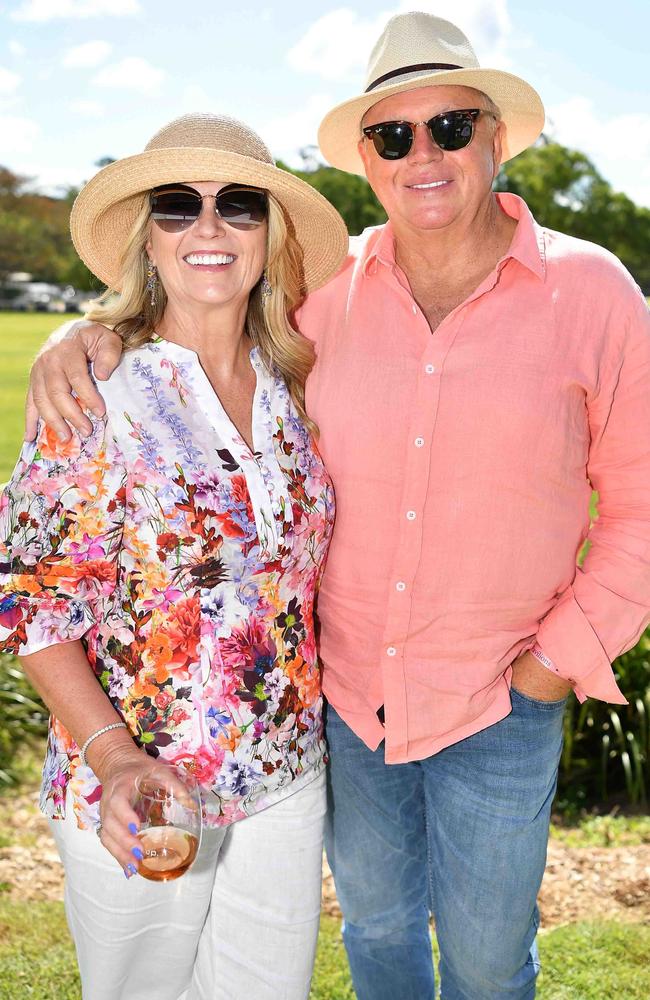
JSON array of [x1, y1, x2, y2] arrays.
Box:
[[65, 289, 98, 313], [0, 278, 94, 313]]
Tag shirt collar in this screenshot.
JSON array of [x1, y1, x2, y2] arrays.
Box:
[[494, 192, 546, 281], [362, 222, 397, 276], [361, 192, 546, 282]]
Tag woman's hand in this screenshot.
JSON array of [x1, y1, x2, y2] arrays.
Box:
[[94, 745, 157, 877], [25, 321, 123, 443], [94, 745, 199, 878]]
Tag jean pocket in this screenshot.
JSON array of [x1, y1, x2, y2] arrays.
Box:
[[510, 686, 568, 711]]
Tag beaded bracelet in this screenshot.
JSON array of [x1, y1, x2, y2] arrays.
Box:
[[79, 722, 128, 768]]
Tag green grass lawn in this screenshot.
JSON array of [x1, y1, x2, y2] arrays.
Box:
[[1, 900, 649, 1000], [0, 311, 69, 481]]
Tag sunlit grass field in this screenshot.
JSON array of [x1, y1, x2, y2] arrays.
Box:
[[0, 311, 68, 481]]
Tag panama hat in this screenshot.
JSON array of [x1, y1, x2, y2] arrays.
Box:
[[318, 11, 545, 174], [70, 113, 349, 293]]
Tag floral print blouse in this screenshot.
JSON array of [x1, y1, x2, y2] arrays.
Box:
[[0, 337, 334, 830]]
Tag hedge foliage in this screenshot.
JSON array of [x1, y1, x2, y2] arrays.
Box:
[[558, 634, 650, 811], [0, 656, 48, 786]]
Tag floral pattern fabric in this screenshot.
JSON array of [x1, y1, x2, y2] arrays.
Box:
[[0, 338, 334, 829]]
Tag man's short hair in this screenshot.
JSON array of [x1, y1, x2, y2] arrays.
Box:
[[361, 88, 502, 127]]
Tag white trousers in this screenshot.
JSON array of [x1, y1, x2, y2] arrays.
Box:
[[49, 771, 326, 1000]]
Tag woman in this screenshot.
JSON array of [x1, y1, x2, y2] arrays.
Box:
[[0, 112, 348, 999]]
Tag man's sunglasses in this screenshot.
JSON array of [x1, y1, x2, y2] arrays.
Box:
[[362, 108, 493, 160], [150, 183, 268, 233]]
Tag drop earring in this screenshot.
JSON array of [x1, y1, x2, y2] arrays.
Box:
[[261, 272, 272, 304], [146, 261, 158, 307]]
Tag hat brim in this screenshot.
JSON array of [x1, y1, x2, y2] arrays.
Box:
[[318, 68, 545, 174], [70, 148, 349, 293]]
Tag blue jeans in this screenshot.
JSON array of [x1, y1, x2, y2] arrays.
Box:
[[324, 689, 566, 1000]]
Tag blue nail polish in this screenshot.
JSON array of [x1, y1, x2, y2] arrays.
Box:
[[132, 847, 143, 861], [124, 863, 137, 878], [128, 822, 138, 835]]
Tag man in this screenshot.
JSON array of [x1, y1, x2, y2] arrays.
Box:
[[26, 12, 650, 999]]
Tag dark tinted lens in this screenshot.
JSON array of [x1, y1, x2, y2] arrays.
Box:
[[151, 189, 202, 232], [429, 111, 474, 151], [216, 186, 268, 229], [368, 122, 414, 159]]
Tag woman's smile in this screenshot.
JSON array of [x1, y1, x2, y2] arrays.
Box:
[[183, 251, 237, 268]]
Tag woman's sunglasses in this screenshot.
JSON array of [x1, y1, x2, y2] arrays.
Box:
[[362, 108, 493, 160], [150, 183, 268, 233]]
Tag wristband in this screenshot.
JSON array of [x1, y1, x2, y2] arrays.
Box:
[[531, 643, 557, 673], [79, 722, 128, 767]]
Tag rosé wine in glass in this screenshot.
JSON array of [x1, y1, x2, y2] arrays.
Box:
[[133, 769, 202, 882]]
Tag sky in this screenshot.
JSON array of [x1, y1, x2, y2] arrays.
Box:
[[1, 0, 649, 206]]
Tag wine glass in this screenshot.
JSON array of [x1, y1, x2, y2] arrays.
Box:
[[132, 767, 202, 882]]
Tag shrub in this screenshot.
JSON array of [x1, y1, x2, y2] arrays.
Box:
[[0, 654, 48, 787], [557, 631, 650, 811]]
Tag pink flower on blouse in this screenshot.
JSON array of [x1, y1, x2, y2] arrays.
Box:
[[68, 533, 109, 563]]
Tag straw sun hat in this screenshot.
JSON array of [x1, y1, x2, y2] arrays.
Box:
[[318, 11, 545, 175], [70, 113, 349, 293]]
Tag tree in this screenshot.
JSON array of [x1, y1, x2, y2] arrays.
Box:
[[0, 212, 41, 284], [279, 160, 386, 235], [0, 167, 99, 291], [0, 166, 33, 202], [496, 141, 650, 291]]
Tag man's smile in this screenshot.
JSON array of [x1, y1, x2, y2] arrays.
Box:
[[406, 179, 452, 190]]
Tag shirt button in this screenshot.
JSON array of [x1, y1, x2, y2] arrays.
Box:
[[406, 510, 416, 521], [386, 646, 397, 657], [414, 437, 425, 448], [425, 364, 435, 374], [396, 581, 406, 592]]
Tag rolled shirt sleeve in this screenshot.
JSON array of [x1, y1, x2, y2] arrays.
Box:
[[0, 413, 126, 656], [536, 283, 650, 704]]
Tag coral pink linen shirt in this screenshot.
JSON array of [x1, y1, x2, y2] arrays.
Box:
[[299, 193, 650, 764]]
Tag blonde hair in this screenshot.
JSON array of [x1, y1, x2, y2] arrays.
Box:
[[86, 192, 317, 433]]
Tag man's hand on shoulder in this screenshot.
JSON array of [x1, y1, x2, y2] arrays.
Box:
[[510, 650, 572, 702], [26, 321, 123, 443]]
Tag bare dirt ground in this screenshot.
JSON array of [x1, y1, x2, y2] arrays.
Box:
[[322, 841, 650, 929], [1, 788, 649, 929]]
